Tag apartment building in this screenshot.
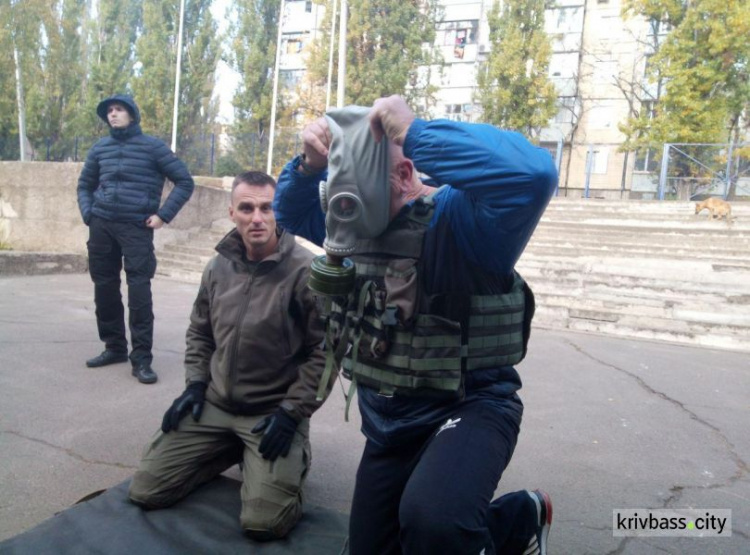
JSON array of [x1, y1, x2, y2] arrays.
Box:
[[277, 0, 656, 198]]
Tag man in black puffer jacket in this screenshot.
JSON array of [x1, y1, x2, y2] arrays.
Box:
[[77, 94, 195, 384]]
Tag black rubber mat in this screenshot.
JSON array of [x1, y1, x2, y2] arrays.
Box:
[[0, 477, 349, 554]]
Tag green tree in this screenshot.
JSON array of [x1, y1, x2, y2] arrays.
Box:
[[31, 0, 89, 159], [227, 0, 279, 167], [173, 0, 221, 174], [78, 0, 143, 140], [132, 0, 219, 173], [303, 0, 441, 114], [621, 0, 750, 148], [132, 0, 179, 140], [476, 0, 557, 138], [1, 0, 48, 159]]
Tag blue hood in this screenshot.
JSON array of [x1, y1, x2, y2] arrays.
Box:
[[96, 94, 141, 127]]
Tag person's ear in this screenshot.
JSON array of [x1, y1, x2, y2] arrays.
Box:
[[395, 160, 414, 193]]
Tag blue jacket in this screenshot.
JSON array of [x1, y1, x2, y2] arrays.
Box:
[[77, 94, 194, 224], [274, 118, 558, 446]]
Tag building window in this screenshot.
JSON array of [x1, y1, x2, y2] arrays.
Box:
[[585, 147, 609, 175], [305, 0, 312, 12], [549, 7, 583, 33], [634, 149, 658, 172], [444, 103, 474, 122], [439, 20, 478, 59], [554, 97, 576, 124], [641, 100, 657, 121], [283, 34, 305, 54], [588, 104, 613, 129], [280, 69, 305, 88], [454, 29, 468, 59]]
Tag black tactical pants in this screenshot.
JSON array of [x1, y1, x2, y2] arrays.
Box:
[[87, 216, 156, 366], [349, 393, 537, 554]]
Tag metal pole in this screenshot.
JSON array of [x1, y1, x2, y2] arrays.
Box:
[[336, 0, 347, 107], [171, 0, 186, 153], [325, 0, 338, 110], [583, 144, 593, 198], [12, 44, 27, 162], [554, 138, 563, 196], [267, 0, 286, 174], [619, 151, 629, 199], [210, 133, 215, 176], [723, 140, 734, 200], [658, 143, 670, 200]]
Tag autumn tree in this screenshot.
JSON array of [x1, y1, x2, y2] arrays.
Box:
[[227, 0, 279, 167], [302, 0, 441, 114], [132, 0, 219, 173], [621, 0, 750, 148], [32, 0, 90, 159], [476, 0, 557, 139], [78, 0, 143, 140], [1, 0, 48, 159]]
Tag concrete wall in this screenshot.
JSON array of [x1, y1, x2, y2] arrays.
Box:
[[0, 162, 229, 254]]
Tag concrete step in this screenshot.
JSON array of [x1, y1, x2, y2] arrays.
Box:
[[153, 202, 750, 352], [162, 244, 216, 257], [519, 267, 750, 299], [523, 244, 750, 266], [158, 253, 212, 271], [540, 217, 750, 231], [156, 266, 203, 284], [533, 307, 750, 352], [529, 274, 750, 304], [517, 255, 750, 296], [532, 290, 750, 326], [527, 237, 750, 258], [545, 198, 750, 213], [527, 237, 750, 255], [530, 225, 750, 244]]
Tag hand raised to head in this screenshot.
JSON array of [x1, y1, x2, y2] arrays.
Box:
[[369, 95, 415, 147], [301, 117, 332, 171]]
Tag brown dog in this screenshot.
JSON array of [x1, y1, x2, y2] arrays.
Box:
[[695, 198, 733, 221]]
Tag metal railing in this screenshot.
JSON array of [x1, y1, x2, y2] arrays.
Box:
[[0, 131, 303, 177]]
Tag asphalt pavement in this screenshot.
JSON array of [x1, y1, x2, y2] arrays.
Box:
[[1, 273, 748, 554]]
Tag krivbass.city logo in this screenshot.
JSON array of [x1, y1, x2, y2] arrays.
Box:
[[613, 509, 732, 537]]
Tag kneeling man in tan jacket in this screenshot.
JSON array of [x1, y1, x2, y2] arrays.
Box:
[[129, 170, 333, 541]]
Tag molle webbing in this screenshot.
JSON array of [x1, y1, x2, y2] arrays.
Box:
[[341, 273, 528, 395], [328, 191, 530, 397]]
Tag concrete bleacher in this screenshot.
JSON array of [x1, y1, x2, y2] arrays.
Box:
[[156, 198, 750, 353]]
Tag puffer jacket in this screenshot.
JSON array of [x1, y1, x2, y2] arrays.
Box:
[[77, 94, 194, 224], [184, 228, 331, 422]]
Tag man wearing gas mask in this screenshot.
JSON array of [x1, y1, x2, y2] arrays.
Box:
[[274, 95, 558, 555], [129, 171, 333, 541]]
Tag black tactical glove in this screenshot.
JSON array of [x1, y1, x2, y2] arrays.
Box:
[[161, 382, 208, 433], [252, 408, 298, 461]]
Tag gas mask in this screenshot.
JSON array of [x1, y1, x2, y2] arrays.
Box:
[[308, 106, 391, 297]]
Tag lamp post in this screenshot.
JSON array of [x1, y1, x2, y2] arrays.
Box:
[[171, 0, 187, 153], [267, 0, 286, 174], [325, 0, 338, 109], [336, 0, 347, 107]]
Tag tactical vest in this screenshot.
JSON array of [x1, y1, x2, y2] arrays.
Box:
[[315, 191, 535, 408]]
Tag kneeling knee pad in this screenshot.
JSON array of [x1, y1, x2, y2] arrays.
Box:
[[244, 528, 279, 542]]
